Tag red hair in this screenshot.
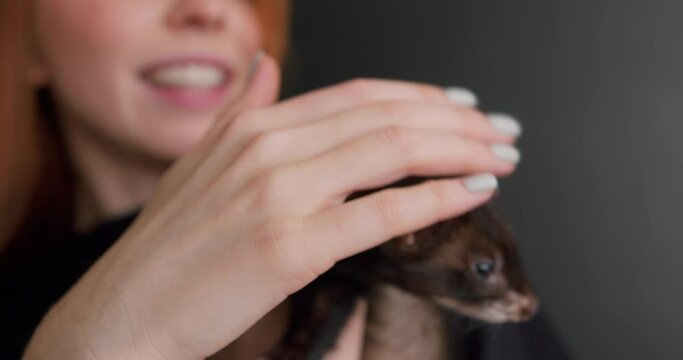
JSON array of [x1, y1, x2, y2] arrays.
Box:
[[0, 1, 291, 258]]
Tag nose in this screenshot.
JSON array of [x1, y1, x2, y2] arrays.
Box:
[[517, 295, 539, 321], [167, 0, 227, 32]]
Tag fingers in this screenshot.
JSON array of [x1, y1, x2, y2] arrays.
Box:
[[208, 51, 282, 141], [227, 51, 281, 118], [265, 78, 453, 128], [204, 79, 474, 175], [260, 99, 514, 165], [302, 176, 497, 263], [282, 127, 516, 214], [221, 100, 518, 199], [150, 51, 282, 207]]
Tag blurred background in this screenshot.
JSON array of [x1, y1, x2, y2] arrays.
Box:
[[283, 0, 683, 359]]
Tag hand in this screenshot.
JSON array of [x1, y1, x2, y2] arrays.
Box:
[[23, 52, 519, 360]]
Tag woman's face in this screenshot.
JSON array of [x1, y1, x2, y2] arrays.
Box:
[[33, 0, 262, 162]]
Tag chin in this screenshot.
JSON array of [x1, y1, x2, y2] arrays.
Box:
[[131, 92, 239, 163], [132, 115, 214, 164]]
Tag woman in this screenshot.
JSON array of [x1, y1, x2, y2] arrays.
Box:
[[0, 0, 568, 359]]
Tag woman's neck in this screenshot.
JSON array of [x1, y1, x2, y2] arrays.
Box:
[[60, 117, 169, 233]]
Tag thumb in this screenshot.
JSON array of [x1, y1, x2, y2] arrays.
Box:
[[205, 50, 280, 137], [230, 50, 282, 114]]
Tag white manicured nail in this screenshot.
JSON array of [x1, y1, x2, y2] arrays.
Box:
[[488, 113, 522, 137], [445, 87, 479, 107], [247, 49, 265, 81], [463, 173, 498, 193], [491, 144, 521, 163]]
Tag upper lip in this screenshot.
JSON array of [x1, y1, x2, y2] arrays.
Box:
[[139, 55, 235, 82]]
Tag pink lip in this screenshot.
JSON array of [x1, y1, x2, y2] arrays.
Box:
[[139, 56, 235, 111]]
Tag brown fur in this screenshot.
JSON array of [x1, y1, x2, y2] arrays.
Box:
[[268, 177, 538, 359], [363, 285, 449, 360]]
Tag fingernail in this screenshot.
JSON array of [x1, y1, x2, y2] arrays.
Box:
[[463, 173, 498, 193], [491, 144, 521, 163], [488, 113, 522, 137], [247, 49, 265, 81], [445, 87, 479, 107]]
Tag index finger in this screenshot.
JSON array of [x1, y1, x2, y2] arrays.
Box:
[[227, 79, 479, 142], [302, 174, 497, 264], [270, 78, 477, 127]]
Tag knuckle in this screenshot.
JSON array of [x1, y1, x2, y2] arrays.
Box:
[[222, 108, 265, 140], [376, 125, 415, 159], [424, 179, 453, 210], [342, 78, 377, 98], [252, 220, 320, 293], [243, 130, 286, 164], [342, 78, 445, 102], [373, 189, 407, 229], [415, 83, 448, 100], [460, 139, 496, 172], [252, 220, 294, 270], [370, 101, 432, 129], [372, 100, 412, 118], [451, 139, 481, 171], [459, 106, 488, 126]]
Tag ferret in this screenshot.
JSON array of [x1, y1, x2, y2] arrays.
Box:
[[267, 176, 539, 360]]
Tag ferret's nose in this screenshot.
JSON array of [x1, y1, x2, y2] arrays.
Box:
[[517, 295, 539, 321]]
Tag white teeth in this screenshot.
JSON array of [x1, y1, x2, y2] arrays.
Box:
[[147, 64, 225, 88]]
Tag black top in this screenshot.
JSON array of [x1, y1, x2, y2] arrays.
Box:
[[0, 212, 572, 359]]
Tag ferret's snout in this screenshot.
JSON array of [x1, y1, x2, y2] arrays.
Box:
[[501, 290, 538, 322], [513, 293, 539, 322], [518, 295, 539, 321]]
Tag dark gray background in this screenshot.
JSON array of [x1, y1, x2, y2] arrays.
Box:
[[283, 1, 683, 359]]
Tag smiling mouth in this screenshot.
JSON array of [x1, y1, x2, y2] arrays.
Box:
[[142, 62, 230, 89], [139, 59, 235, 110]]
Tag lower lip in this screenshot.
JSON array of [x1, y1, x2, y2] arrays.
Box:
[[142, 80, 232, 111]]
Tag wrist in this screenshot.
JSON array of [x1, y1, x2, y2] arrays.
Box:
[[23, 298, 172, 360]]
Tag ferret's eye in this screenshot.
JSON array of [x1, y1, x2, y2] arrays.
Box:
[[474, 261, 495, 279]]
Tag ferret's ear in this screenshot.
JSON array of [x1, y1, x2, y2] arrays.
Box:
[[391, 234, 421, 255], [380, 234, 421, 258], [383, 230, 442, 258]]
